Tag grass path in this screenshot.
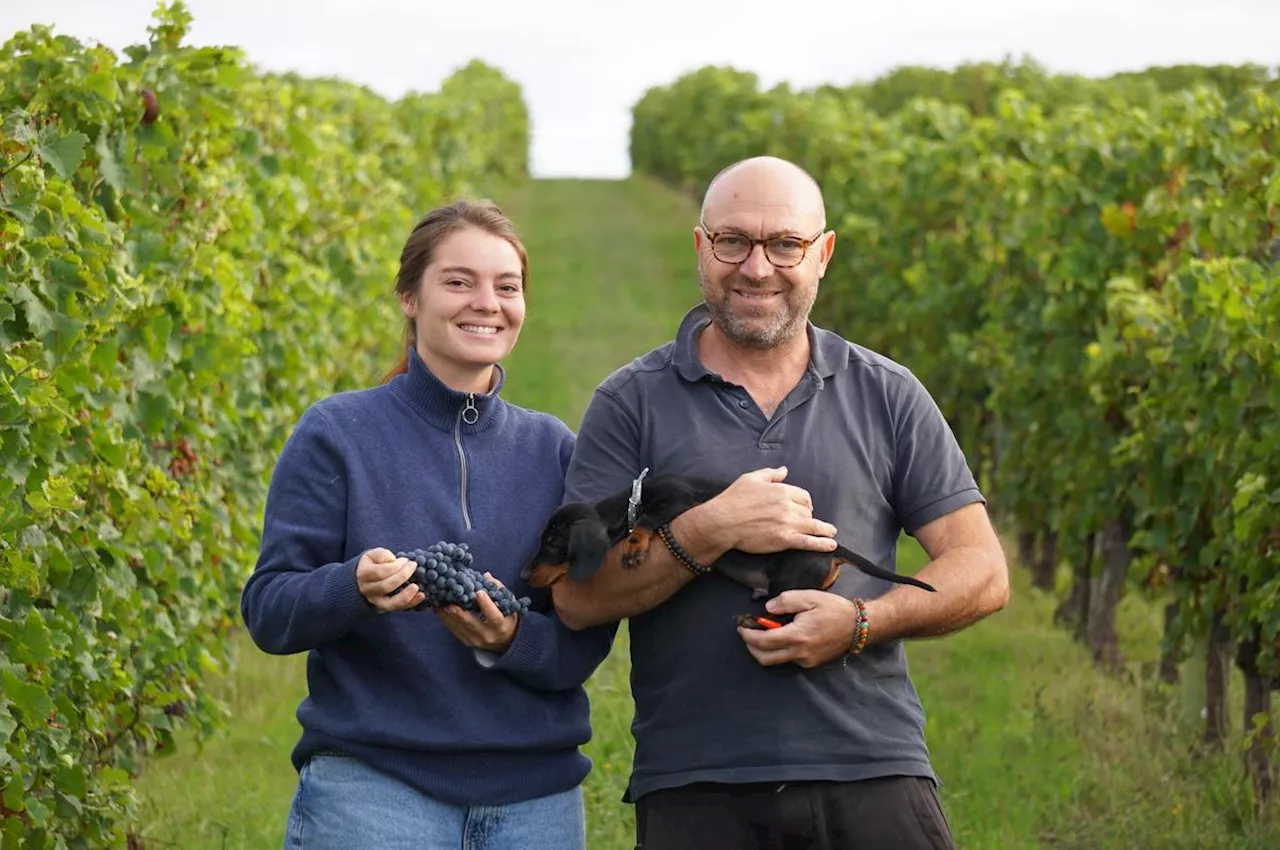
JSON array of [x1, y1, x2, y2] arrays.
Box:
[[134, 176, 1279, 849]]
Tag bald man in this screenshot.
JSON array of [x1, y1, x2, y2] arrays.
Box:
[[553, 156, 1009, 849]]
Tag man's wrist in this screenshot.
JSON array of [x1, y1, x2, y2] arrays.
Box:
[[838, 596, 871, 666], [860, 596, 896, 647], [670, 502, 733, 565], [657, 523, 712, 577]]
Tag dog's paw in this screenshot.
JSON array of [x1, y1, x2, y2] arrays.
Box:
[[620, 527, 654, 569], [735, 613, 785, 630]]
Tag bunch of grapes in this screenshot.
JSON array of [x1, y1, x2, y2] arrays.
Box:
[[392, 541, 531, 618]]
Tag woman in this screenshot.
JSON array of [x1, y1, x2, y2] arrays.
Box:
[[240, 199, 616, 849]]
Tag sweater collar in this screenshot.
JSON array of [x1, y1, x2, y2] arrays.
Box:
[[395, 345, 506, 434]]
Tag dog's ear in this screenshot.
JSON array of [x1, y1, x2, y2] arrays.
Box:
[[567, 519, 612, 583]]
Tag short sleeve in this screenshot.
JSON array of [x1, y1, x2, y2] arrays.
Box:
[[563, 388, 643, 505], [889, 371, 986, 535]]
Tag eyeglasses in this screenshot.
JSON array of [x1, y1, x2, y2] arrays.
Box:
[[698, 221, 827, 269]]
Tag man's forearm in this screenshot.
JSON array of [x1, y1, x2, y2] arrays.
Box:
[[863, 544, 1009, 644], [553, 504, 729, 630]]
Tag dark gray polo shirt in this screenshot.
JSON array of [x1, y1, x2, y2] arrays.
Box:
[[563, 302, 985, 803]]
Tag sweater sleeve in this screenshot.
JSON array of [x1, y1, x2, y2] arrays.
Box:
[[472, 426, 617, 690], [239, 404, 377, 654], [473, 611, 617, 692]]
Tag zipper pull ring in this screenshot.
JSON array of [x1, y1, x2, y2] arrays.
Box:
[[462, 393, 479, 425]]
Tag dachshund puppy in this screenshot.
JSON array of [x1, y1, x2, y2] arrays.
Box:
[[521, 471, 935, 626]]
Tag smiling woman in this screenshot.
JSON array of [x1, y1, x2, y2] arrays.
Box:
[[385, 200, 530, 392], [238, 199, 616, 850]]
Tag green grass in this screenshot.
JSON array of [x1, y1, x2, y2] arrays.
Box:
[[495, 176, 700, 428], [133, 176, 1280, 849], [913, 563, 1280, 849]]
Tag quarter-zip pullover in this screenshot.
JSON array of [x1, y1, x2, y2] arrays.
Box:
[[240, 345, 617, 806]]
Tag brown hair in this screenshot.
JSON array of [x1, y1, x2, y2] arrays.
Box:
[[382, 198, 529, 383]]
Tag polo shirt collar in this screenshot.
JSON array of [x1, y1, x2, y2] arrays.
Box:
[[672, 301, 845, 383]]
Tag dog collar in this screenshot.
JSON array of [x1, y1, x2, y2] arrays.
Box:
[[627, 467, 649, 530]]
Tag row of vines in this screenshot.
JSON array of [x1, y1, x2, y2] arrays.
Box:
[[630, 64, 1280, 806], [0, 2, 530, 846]]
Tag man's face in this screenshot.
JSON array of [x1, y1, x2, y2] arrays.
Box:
[[694, 173, 833, 350]]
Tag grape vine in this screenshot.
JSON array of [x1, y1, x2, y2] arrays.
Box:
[[0, 2, 529, 845]]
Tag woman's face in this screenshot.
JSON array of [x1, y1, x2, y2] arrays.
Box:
[[402, 227, 526, 389]]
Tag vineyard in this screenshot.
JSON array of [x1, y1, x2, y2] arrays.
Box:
[[2, 0, 1280, 847], [0, 3, 528, 846], [631, 63, 1280, 806]]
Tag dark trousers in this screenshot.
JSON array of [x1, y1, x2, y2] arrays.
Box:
[[634, 776, 955, 850]]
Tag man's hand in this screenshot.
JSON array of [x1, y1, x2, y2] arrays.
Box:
[[357, 548, 425, 613], [705, 466, 838, 555], [737, 590, 857, 668], [435, 572, 520, 653]]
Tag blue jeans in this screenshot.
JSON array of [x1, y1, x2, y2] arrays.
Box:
[[283, 752, 586, 850]]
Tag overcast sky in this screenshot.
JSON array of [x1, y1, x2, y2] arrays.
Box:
[[5, 1, 1277, 178]]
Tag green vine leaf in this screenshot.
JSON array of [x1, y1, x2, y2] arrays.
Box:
[[35, 130, 88, 180]]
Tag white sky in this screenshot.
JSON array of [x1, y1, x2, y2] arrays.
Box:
[[5, 1, 1277, 178]]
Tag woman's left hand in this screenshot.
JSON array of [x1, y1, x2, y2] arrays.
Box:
[[435, 572, 520, 653]]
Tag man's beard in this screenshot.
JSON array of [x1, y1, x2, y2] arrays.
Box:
[[700, 271, 816, 350]]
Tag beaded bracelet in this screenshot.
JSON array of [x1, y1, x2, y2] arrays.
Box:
[[843, 597, 870, 666], [656, 523, 710, 576]]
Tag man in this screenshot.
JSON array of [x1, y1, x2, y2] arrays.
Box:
[[554, 155, 1009, 849]]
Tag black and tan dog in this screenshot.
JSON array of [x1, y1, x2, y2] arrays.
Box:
[[520, 471, 936, 627]]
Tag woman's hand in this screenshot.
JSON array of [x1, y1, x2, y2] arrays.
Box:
[[435, 572, 520, 653], [356, 548, 425, 612]]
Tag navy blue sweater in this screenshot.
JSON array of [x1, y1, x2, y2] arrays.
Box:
[[240, 347, 617, 806]]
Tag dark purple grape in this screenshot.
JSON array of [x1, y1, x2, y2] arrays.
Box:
[[390, 539, 532, 618]]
